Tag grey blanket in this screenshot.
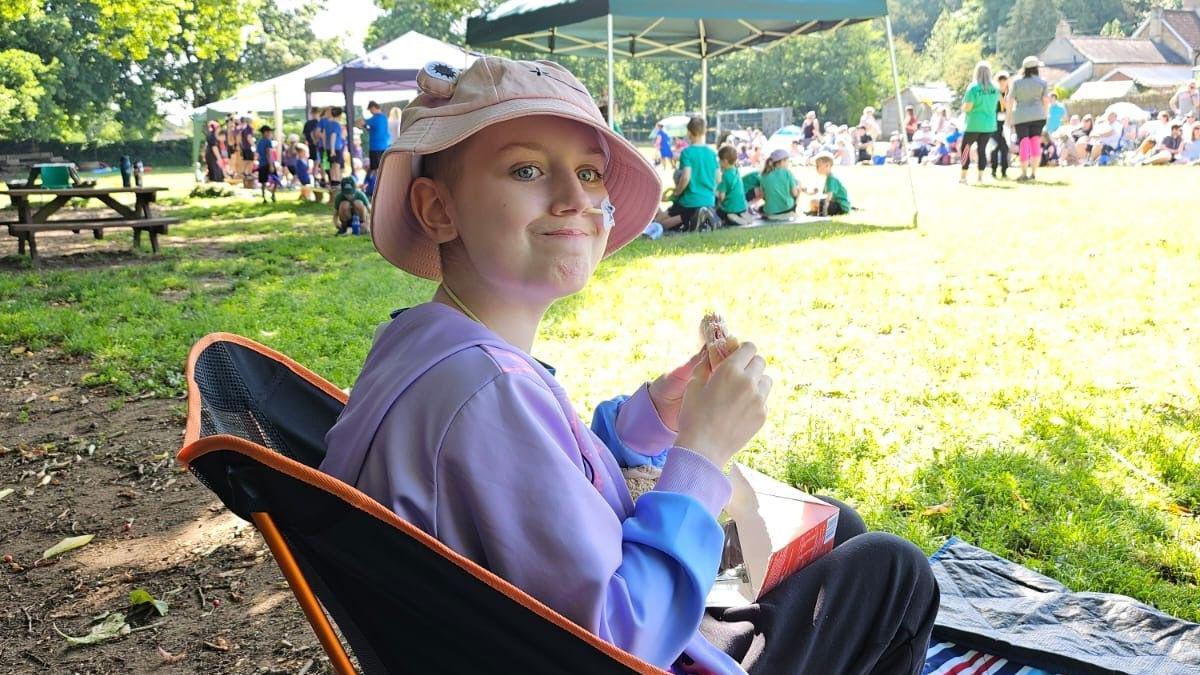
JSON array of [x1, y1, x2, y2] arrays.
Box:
[[930, 537, 1200, 675]]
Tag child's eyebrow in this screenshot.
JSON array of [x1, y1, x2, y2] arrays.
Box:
[[497, 141, 606, 159]]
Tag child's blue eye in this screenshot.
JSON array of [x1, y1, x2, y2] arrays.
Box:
[[577, 168, 603, 183], [512, 165, 543, 181]]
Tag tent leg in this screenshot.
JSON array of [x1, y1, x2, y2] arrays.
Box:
[[344, 80, 356, 161], [305, 92, 312, 120], [273, 85, 283, 142], [701, 57, 708, 121], [606, 13, 614, 129], [885, 15, 919, 228]]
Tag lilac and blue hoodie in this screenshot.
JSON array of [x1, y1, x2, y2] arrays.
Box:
[[321, 302, 745, 674]]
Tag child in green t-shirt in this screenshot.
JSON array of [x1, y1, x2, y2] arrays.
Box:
[[807, 152, 850, 216], [661, 117, 719, 231], [760, 148, 799, 219], [714, 145, 751, 226], [333, 177, 371, 235]]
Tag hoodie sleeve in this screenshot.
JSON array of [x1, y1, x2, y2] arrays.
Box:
[[432, 372, 728, 668], [591, 384, 675, 469]]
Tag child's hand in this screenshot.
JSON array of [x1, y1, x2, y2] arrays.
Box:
[[674, 342, 772, 468], [647, 348, 707, 432]]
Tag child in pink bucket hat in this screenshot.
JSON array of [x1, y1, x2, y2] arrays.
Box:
[[321, 56, 936, 675]]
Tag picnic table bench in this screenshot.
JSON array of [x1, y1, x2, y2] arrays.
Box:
[[2, 186, 178, 268]]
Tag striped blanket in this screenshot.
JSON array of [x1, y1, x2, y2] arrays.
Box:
[[923, 642, 1058, 675]]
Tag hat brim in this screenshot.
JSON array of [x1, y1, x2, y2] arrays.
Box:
[[371, 101, 660, 281]]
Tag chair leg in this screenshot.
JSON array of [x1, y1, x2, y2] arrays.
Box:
[[251, 512, 357, 675], [133, 228, 142, 250], [18, 233, 25, 256], [149, 228, 160, 253]]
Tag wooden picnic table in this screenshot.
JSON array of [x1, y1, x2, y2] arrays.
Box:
[[2, 186, 178, 268]]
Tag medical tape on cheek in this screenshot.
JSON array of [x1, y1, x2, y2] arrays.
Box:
[[600, 197, 616, 231]]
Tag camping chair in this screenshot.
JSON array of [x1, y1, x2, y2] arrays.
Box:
[[177, 333, 664, 674]]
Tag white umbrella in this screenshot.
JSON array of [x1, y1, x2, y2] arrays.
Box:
[[1104, 101, 1151, 123]]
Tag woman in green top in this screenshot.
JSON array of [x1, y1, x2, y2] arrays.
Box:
[[959, 60, 1001, 185]]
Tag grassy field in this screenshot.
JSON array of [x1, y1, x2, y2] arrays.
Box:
[[2, 164, 1198, 621]]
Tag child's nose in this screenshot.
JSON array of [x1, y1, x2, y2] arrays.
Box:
[[548, 171, 594, 216]]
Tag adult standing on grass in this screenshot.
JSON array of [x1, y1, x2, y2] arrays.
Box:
[[1046, 92, 1067, 135], [1009, 56, 1050, 182], [358, 101, 391, 180], [1169, 81, 1198, 119], [959, 61, 1001, 185], [990, 71, 1011, 180], [203, 120, 225, 182]]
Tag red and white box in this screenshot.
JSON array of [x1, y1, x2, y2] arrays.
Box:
[[725, 463, 840, 600]]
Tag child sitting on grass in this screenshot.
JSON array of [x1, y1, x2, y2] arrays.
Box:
[[807, 151, 851, 216], [332, 177, 369, 235], [714, 145, 751, 227], [759, 148, 799, 219], [320, 56, 937, 675], [661, 116, 718, 231]]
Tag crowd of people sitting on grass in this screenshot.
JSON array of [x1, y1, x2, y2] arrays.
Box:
[[668, 76, 1199, 185], [648, 116, 851, 236]]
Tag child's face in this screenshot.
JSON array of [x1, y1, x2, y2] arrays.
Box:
[[431, 115, 610, 302], [815, 160, 831, 176]]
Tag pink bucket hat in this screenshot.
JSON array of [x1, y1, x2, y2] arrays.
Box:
[[371, 56, 660, 280]]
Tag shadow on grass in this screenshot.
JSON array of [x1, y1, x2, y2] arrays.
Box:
[[609, 219, 910, 264], [971, 182, 1017, 190]]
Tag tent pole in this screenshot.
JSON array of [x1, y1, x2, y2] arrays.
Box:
[[885, 15, 918, 228], [701, 57, 708, 121], [344, 73, 356, 170], [305, 92, 312, 120], [606, 13, 615, 128], [273, 85, 283, 142]]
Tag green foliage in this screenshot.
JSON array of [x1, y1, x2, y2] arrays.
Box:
[[890, 0, 955, 48], [0, 49, 55, 138], [366, 0, 488, 47], [1100, 18, 1126, 37], [998, 0, 1060, 70], [708, 24, 889, 124], [0, 0, 347, 142], [909, 9, 986, 92], [240, 2, 349, 82]]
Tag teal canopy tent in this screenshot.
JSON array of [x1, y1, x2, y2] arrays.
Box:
[[465, 0, 918, 225]]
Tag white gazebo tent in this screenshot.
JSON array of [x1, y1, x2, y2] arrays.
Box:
[[304, 31, 478, 132]]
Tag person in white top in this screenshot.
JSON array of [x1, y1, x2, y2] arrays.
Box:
[[1087, 112, 1123, 164], [1170, 81, 1198, 119]]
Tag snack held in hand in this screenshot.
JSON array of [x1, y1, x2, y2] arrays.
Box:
[[700, 312, 742, 367]]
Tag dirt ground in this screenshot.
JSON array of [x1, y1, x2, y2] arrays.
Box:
[[0, 347, 333, 674]]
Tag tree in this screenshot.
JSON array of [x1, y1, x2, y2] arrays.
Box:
[[0, 49, 57, 139], [240, 3, 350, 82], [916, 8, 986, 92], [366, 0, 487, 48], [891, 0, 957, 48], [998, 0, 1060, 70], [708, 23, 890, 124]]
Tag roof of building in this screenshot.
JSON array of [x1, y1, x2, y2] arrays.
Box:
[[1099, 64, 1197, 88], [1059, 37, 1171, 65], [1040, 66, 1072, 84], [1162, 9, 1200, 50], [1070, 80, 1137, 101]]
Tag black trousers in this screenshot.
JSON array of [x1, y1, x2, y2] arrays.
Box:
[[989, 129, 1010, 176], [700, 497, 939, 675], [960, 132, 989, 171]]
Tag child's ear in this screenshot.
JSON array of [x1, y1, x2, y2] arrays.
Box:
[[409, 177, 458, 244]]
